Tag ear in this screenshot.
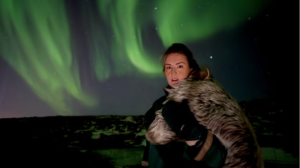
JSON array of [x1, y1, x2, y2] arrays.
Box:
[[165, 88, 172, 93]]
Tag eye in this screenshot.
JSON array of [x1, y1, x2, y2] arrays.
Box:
[[178, 65, 183, 68], [165, 66, 171, 70]]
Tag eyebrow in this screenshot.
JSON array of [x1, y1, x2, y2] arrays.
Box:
[[164, 62, 185, 65]]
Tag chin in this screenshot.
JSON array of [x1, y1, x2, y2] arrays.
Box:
[[168, 83, 174, 87], [169, 82, 178, 87]]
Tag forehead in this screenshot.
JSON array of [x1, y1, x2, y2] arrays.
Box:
[[164, 53, 188, 64]]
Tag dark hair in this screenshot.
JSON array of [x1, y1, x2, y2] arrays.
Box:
[[162, 43, 210, 79]]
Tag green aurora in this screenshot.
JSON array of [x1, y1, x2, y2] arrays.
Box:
[[0, 0, 267, 115], [0, 0, 97, 115]]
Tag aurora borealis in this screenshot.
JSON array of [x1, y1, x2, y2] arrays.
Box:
[[0, 0, 298, 118], [0, 0, 97, 115]]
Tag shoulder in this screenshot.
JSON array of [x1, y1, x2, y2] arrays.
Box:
[[153, 95, 167, 107], [146, 95, 166, 115], [175, 78, 223, 93]]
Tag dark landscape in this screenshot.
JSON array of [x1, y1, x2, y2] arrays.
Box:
[[0, 98, 298, 168]]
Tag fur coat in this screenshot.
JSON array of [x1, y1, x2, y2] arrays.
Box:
[[146, 75, 264, 168]]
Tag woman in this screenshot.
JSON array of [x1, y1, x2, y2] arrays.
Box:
[[142, 43, 227, 168]]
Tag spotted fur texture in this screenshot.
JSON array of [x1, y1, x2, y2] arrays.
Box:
[[146, 76, 264, 168]]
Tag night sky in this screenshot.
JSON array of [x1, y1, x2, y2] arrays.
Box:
[[0, 0, 298, 118]]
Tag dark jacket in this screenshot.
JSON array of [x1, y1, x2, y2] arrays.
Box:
[[142, 91, 227, 168]]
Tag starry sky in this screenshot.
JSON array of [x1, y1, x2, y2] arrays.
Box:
[[0, 0, 298, 118]]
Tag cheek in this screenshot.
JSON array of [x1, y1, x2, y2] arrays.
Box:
[[165, 72, 171, 80], [179, 69, 190, 78]]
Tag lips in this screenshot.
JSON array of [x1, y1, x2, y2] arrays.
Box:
[[171, 79, 179, 83]]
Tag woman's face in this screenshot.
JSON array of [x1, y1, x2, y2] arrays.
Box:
[[164, 53, 192, 87]]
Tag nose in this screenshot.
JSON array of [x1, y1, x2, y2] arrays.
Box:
[[171, 68, 177, 75]]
